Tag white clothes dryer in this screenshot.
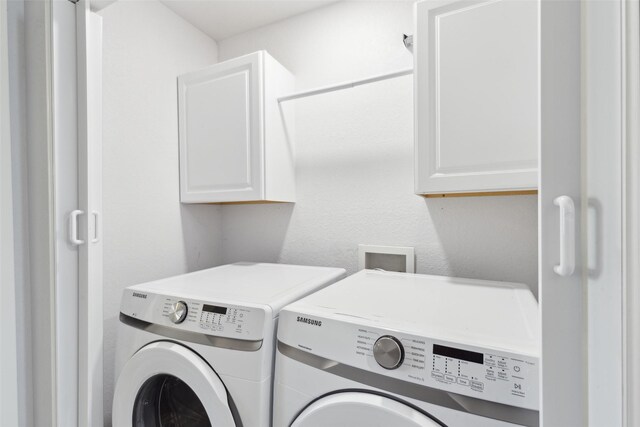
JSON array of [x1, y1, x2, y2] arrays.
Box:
[[274, 270, 539, 427], [112, 262, 345, 427]]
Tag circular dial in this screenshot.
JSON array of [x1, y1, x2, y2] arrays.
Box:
[[373, 335, 404, 370], [168, 301, 188, 324]]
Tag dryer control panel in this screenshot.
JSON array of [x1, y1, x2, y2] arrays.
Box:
[[355, 327, 538, 410], [120, 289, 267, 341], [279, 310, 539, 411], [352, 327, 538, 410]]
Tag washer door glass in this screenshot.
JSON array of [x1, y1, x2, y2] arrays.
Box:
[[112, 341, 236, 427], [133, 374, 211, 426], [292, 392, 443, 427]]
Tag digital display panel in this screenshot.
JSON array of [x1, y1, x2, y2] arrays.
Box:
[[202, 304, 228, 315], [433, 344, 484, 364]]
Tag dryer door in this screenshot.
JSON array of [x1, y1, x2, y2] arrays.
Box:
[[291, 392, 444, 427], [112, 341, 236, 426]]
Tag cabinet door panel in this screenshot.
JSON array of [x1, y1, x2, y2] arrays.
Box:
[[415, 0, 538, 194], [185, 71, 251, 190], [179, 55, 263, 203]]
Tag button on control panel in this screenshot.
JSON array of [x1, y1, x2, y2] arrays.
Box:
[[168, 301, 188, 324], [373, 336, 404, 370], [428, 344, 537, 410], [198, 304, 252, 335]]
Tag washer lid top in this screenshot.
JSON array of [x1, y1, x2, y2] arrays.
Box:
[[125, 263, 345, 314], [283, 270, 539, 356]]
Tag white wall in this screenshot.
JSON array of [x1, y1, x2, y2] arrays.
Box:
[[99, 1, 538, 420], [98, 1, 222, 422], [218, 2, 538, 291]]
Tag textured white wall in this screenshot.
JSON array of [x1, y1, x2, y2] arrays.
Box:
[[98, 1, 221, 422], [218, 2, 538, 291], [100, 1, 538, 421]]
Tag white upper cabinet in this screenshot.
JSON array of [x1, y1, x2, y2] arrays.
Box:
[[178, 51, 295, 203], [414, 0, 538, 196]]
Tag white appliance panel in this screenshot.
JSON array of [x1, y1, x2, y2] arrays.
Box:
[[286, 270, 539, 355], [114, 263, 345, 427], [120, 289, 268, 341], [124, 262, 346, 314], [279, 310, 539, 411]]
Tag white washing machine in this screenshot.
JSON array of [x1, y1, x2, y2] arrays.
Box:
[[111, 262, 345, 427], [274, 270, 540, 427]]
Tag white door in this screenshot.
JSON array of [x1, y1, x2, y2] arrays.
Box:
[[291, 392, 442, 427], [17, 0, 103, 424], [178, 53, 264, 203], [538, 1, 585, 426], [112, 342, 236, 426], [52, 1, 81, 424], [76, 1, 103, 425]]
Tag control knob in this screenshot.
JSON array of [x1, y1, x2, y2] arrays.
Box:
[[373, 335, 404, 370], [169, 301, 188, 324]]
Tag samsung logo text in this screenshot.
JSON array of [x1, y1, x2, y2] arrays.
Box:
[[297, 316, 322, 327]]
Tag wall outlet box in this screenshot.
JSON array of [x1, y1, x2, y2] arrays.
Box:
[[358, 245, 415, 273]]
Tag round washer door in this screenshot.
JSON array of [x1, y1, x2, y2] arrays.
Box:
[[291, 392, 443, 427], [113, 341, 236, 427]]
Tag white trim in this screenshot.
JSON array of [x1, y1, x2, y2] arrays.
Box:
[[623, 1, 640, 425], [1, 0, 20, 424]]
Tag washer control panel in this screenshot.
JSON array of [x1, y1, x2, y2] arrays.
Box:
[[428, 343, 536, 402], [121, 289, 266, 341], [354, 327, 538, 410], [195, 302, 256, 335], [279, 309, 539, 412]]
